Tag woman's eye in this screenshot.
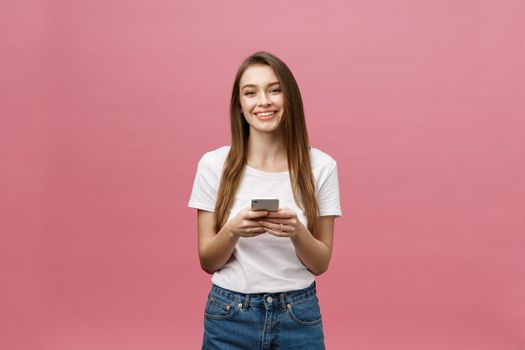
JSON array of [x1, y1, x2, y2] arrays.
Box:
[[244, 88, 280, 96]]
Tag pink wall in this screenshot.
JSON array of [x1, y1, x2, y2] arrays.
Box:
[[1, 0, 524, 349]]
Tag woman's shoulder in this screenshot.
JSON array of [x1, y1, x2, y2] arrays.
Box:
[[309, 146, 337, 169], [198, 145, 231, 168]]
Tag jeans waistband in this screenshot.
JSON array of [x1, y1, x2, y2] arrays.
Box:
[[209, 281, 318, 311]]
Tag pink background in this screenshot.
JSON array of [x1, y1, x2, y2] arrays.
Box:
[[1, 0, 524, 349]]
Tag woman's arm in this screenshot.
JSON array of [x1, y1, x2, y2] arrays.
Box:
[[196, 210, 239, 274], [290, 216, 335, 275], [259, 214, 336, 275], [196, 208, 269, 274]]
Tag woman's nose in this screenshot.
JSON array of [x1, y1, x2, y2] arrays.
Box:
[[258, 92, 271, 106]]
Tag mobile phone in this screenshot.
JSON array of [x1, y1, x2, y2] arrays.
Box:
[[251, 198, 279, 212]]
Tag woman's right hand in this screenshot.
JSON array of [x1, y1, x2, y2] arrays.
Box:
[[225, 206, 269, 238]]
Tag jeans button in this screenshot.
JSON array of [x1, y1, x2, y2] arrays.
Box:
[[266, 296, 273, 303]]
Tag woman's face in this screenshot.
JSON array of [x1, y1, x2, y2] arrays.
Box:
[[239, 64, 284, 134]]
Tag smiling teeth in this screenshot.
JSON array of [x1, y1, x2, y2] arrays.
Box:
[[256, 111, 275, 116]]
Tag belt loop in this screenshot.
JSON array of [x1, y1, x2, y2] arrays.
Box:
[[242, 293, 251, 310], [279, 293, 287, 311]]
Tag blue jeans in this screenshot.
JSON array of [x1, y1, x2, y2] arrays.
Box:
[[202, 281, 325, 350]]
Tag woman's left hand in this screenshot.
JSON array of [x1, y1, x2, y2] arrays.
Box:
[[258, 208, 305, 238]]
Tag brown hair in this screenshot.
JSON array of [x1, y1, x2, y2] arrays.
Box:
[[214, 51, 320, 236]]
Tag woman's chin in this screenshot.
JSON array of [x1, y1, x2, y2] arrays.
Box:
[[251, 124, 281, 134]]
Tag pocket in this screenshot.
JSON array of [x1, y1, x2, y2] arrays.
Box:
[[287, 296, 322, 326], [204, 295, 241, 320]]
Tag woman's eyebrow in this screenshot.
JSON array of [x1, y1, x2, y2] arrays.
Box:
[[241, 81, 280, 89]]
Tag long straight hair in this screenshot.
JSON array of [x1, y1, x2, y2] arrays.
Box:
[[214, 51, 320, 236]]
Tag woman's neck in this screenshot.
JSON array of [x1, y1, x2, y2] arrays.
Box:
[[246, 130, 287, 171]]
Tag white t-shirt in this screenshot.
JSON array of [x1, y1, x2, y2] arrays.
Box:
[[188, 145, 342, 293]]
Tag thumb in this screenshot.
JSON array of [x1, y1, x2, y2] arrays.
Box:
[[249, 210, 268, 219]]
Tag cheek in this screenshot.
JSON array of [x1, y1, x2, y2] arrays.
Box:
[[273, 95, 284, 106], [240, 97, 255, 111]]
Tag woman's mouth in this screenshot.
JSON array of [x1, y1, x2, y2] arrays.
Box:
[[254, 110, 277, 120]]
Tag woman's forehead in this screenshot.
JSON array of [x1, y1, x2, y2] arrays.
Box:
[[240, 65, 279, 87]]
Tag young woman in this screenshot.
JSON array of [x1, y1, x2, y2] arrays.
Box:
[[188, 51, 342, 349]]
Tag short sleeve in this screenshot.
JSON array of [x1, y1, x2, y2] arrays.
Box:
[[317, 161, 343, 217], [187, 153, 219, 212]]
